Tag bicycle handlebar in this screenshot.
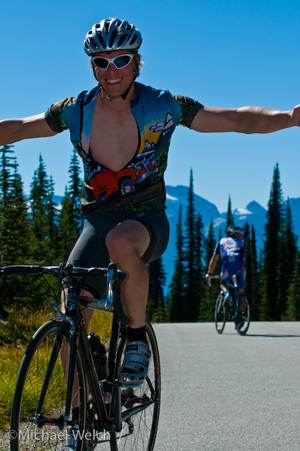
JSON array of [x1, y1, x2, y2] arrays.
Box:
[[0, 262, 129, 324], [0, 263, 125, 283], [206, 275, 219, 287]]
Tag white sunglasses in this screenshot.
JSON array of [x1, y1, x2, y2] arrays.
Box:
[[92, 54, 134, 70]]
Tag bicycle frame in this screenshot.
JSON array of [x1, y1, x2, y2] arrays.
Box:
[[210, 272, 243, 313]]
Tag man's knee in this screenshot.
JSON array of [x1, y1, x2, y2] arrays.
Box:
[[105, 227, 135, 260], [105, 221, 150, 262]]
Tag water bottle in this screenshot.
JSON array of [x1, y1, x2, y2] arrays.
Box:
[[88, 332, 108, 381]]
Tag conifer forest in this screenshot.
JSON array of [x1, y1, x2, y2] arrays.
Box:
[[1, 144, 300, 324]]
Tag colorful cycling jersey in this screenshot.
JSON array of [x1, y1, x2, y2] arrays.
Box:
[[214, 237, 246, 263], [45, 82, 203, 214]]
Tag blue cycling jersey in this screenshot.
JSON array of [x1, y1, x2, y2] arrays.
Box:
[[214, 237, 246, 263], [45, 82, 203, 214]]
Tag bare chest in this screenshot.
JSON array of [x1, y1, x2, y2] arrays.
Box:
[[89, 108, 139, 173]]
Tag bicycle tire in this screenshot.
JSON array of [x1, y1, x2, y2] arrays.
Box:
[[214, 293, 227, 334], [105, 318, 161, 451], [10, 319, 87, 451], [235, 294, 250, 335]]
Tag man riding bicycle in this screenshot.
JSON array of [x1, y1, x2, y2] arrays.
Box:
[[205, 225, 246, 320], [1, 18, 300, 449]]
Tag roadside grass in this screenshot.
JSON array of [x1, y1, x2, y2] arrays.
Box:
[[0, 307, 113, 429]]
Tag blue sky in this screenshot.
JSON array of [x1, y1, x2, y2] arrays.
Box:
[[1, 0, 299, 213]]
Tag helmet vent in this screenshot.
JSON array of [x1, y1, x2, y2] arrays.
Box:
[[104, 21, 110, 34], [118, 34, 127, 46], [90, 37, 97, 48], [129, 35, 137, 45], [97, 32, 106, 48], [109, 30, 118, 48], [95, 23, 100, 29], [126, 24, 133, 30]]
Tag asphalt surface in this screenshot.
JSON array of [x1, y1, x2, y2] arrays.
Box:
[[152, 321, 300, 451]]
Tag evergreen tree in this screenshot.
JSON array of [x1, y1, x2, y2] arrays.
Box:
[[166, 204, 184, 322], [286, 252, 300, 320], [30, 154, 52, 262], [182, 169, 202, 321], [0, 146, 33, 312], [147, 257, 166, 322], [259, 163, 283, 320], [199, 218, 219, 321], [0, 146, 31, 264], [58, 150, 83, 262], [244, 223, 259, 320], [250, 225, 260, 319], [226, 195, 234, 229], [45, 175, 59, 262], [195, 212, 205, 319], [276, 198, 298, 319], [68, 149, 83, 230]]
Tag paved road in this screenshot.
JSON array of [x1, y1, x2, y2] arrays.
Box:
[[152, 322, 300, 451]]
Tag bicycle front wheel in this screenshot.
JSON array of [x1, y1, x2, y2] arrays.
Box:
[[214, 293, 227, 334], [110, 318, 161, 451], [235, 294, 250, 336], [10, 319, 87, 451]]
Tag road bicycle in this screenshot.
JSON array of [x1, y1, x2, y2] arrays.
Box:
[[1, 262, 160, 451], [209, 272, 250, 336]]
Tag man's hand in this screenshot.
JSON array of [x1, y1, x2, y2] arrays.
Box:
[[291, 104, 300, 126], [205, 273, 211, 284]]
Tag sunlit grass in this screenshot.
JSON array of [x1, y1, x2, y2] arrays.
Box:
[[0, 307, 113, 429]]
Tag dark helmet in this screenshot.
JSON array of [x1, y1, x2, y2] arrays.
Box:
[[84, 18, 142, 56], [227, 225, 244, 237]]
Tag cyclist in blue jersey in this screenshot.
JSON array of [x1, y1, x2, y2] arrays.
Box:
[[205, 225, 246, 313], [1, 19, 300, 445]]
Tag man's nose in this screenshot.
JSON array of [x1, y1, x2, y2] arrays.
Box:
[[106, 62, 117, 72]]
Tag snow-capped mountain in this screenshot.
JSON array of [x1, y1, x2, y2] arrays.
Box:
[[163, 185, 299, 291]]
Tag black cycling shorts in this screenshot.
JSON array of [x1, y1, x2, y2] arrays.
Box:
[[66, 209, 169, 298]]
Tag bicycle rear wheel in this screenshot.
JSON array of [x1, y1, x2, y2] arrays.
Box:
[[107, 318, 161, 451], [10, 319, 87, 451], [214, 293, 227, 334], [235, 294, 250, 335]]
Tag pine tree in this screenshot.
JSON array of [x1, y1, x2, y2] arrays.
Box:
[[286, 252, 300, 320], [166, 204, 184, 322], [147, 257, 166, 322], [276, 198, 298, 319], [0, 145, 33, 312], [45, 175, 59, 262], [244, 223, 260, 320], [182, 170, 202, 321], [0, 146, 31, 264], [30, 154, 52, 262], [199, 218, 219, 321], [250, 225, 260, 320], [226, 195, 234, 229], [58, 150, 83, 262], [259, 163, 283, 320]]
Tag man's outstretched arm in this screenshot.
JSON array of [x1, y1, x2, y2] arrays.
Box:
[[191, 104, 300, 134], [0, 113, 57, 146]]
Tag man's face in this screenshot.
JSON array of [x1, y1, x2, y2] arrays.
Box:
[[92, 50, 137, 98]]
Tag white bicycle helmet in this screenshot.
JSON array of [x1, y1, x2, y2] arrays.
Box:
[[227, 225, 244, 237], [84, 18, 142, 55]]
